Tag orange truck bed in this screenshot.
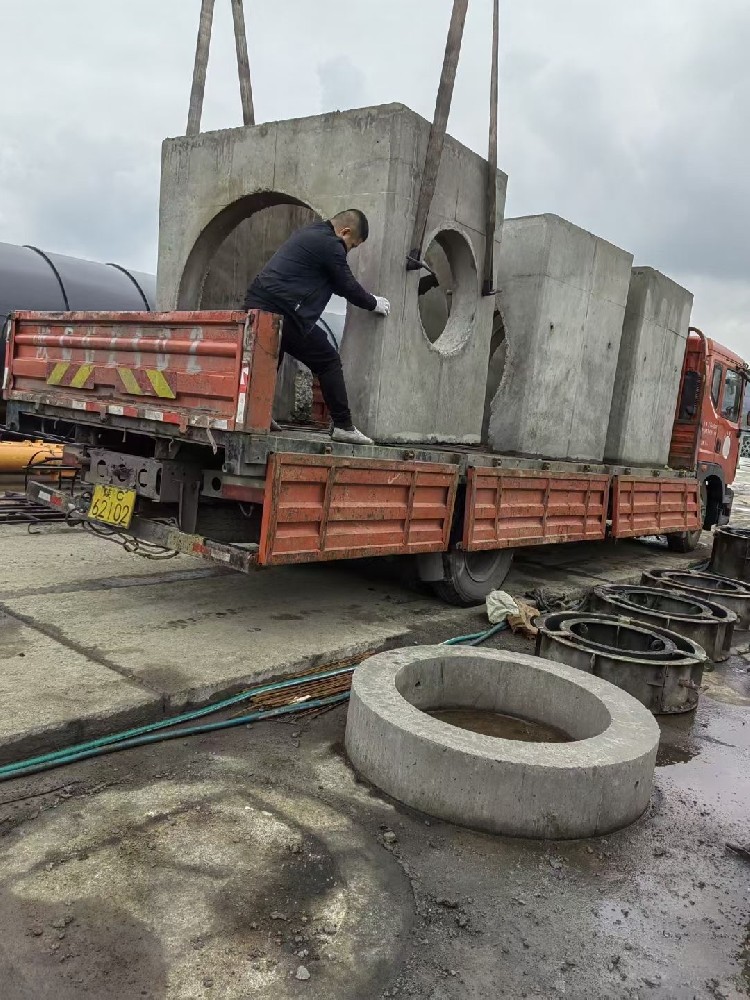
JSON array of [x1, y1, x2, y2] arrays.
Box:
[[4, 309, 280, 434], [4, 310, 701, 570]]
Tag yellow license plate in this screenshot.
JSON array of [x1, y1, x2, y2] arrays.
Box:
[[87, 485, 137, 528]]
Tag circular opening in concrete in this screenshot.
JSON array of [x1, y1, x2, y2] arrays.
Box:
[[417, 229, 477, 355], [346, 646, 661, 838], [178, 192, 318, 310], [394, 652, 610, 742], [427, 707, 572, 743], [201, 204, 318, 309], [482, 309, 507, 441]]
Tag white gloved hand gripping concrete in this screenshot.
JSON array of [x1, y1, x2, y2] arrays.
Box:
[[373, 296, 391, 317]]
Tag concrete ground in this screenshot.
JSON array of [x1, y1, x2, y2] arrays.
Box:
[[0, 635, 746, 1000], [0, 514, 715, 762], [0, 493, 748, 998]]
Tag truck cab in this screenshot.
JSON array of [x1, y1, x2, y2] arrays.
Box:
[[670, 328, 748, 527]]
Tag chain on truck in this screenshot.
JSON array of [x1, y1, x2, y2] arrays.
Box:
[[2, 310, 747, 606]]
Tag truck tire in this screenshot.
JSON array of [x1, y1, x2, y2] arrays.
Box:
[[432, 549, 514, 607], [666, 483, 706, 553]]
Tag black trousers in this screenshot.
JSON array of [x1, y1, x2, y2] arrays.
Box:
[[246, 301, 352, 428]]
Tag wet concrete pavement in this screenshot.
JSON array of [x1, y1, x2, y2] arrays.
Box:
[[0, 626, 746, 1000], [0, 514, 714, 762], [0, 480, 748, 998]]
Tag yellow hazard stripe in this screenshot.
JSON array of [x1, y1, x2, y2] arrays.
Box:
[[47, 362, 71, 386], [70, 363, 95, 389], [146, 369, 176, 399], [117, 368, 143, 395]]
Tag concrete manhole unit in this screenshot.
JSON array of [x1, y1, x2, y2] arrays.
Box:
[[585, 584, 737, 662], [641, 568, 750, 629], [709, 527, 750, 584], [345, 645, 660, 839], [536, 613, 706, 715]]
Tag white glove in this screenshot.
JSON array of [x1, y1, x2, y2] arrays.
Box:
[[373, 296, 391, 317]]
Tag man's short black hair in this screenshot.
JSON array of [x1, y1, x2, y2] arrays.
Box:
[[332, 209, 369, 242]]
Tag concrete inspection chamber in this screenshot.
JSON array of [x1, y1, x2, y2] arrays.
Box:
[[345, 645, 660, 839], [157, 103, 507, 444], [487, 214, 633, 462]]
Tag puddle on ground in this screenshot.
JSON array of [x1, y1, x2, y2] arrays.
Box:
[[654, 685, 750, 828], [427, 708, 572, 743]]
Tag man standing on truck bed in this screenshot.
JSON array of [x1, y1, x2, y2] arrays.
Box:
[[243, 209, 390, 445]]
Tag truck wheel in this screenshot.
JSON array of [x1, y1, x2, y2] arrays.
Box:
[[666, 528, 703, 553], [431, 549, 514, 607], [666, 483, 707, 553]]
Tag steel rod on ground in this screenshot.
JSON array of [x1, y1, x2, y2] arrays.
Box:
[[409, 0, 470, 260], [187, 0, 216, 136], [231, 0, 255, 127], [483, 0, 500, 296]]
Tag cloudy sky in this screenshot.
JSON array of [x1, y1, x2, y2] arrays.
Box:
[[1, 0, 748, 355]]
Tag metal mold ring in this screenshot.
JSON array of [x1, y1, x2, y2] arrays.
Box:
[[709, 527, 750, 584], [641, 569, 750, 628], [536, 613, 706, 716], [345, 645, 660, 839], [585, 585, 737, 662]]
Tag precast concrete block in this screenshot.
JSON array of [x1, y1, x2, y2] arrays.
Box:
[[345, 645, 660, 838], [488, 215, 633, 461], [157, 104, 508, 444], [605, 267, 693, 467]]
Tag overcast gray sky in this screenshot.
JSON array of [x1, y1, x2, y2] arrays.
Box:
[[0, 0, 748, 355]]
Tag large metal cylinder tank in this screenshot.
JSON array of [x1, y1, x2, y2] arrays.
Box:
[[0, 242, 156, 367]]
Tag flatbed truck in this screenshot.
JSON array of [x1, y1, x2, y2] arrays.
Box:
[[3, 310, 747, 605]]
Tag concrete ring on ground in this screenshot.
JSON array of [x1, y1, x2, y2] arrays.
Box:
[[345, 645, 660, 839]]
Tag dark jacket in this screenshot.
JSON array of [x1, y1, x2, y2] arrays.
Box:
[[243, 220, 377, 333]]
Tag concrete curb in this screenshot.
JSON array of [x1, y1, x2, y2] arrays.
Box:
[[345, 645, 660, 839]]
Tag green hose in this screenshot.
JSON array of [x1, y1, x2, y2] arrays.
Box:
[[0, 693, 349, 783], [441, 621, 508, 646], [0, 620, 507, 783], [0, 667, 354, 781]]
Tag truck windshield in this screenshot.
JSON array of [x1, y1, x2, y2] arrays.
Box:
[[722, 369, 742, 421]]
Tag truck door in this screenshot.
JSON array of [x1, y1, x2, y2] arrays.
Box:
[[710, 365, 744, 479], [668, 330, 706, 470]]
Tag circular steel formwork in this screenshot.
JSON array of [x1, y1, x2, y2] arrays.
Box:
[[585, 585, 737, 662], [641, 569, 750, 629], [709, 527, 750, 584], [536, 613, 707, 715]]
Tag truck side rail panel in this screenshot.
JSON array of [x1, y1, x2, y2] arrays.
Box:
[[258, 453, 459, 566], [611, 476, 701, 538], [462, 468, 610, 550], [4, 309, 280, 434]]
